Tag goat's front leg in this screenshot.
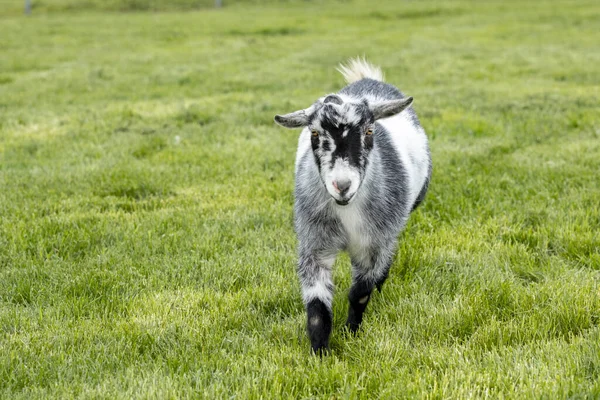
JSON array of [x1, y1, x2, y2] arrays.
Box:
[[298, 252, 335, 354], [346, 246, 395, 333]]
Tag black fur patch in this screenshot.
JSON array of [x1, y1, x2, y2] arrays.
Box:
[[315, 103, 373, 170], [364, 133, 373, 151], [346, 277, 374, 333], [306, 298, 332, 353]]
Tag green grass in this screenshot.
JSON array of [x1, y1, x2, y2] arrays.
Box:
[[1, 0, 599, 398]]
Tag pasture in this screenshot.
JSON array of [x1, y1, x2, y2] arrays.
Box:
[[1, 0, 599, 397]]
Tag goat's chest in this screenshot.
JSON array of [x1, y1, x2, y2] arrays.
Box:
[[334, 205, 372, 255]]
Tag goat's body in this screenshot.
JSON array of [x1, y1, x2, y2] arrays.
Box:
[[280, 59, 431, 352], [295, 78, 431, 263]]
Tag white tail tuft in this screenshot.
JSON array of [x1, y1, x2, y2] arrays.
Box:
[[337, 57, 384, 84]]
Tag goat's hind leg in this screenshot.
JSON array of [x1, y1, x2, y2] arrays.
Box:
[[346, 273, 375, 334], [298, 252, 335, 354], [346, 249, 394, 333]]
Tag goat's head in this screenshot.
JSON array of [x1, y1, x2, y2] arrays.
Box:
[[274, 94, 413, 205]]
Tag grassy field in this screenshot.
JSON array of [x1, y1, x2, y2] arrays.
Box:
[[1, 0, 599, 398]]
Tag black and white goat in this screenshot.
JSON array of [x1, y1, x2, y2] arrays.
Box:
[[274, 59, 432, 353]]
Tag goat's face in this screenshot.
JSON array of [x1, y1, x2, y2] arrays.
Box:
[[275, 94, 413, 206], [307, 100, 373, 205]]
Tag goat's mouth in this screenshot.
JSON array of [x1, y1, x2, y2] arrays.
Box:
[[333, 193, 355, 206]]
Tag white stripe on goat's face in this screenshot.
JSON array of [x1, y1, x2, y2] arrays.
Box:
[[309, 101, 374, 206]]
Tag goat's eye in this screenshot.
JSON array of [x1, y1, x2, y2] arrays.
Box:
[[366, 128, 373, 136], [311, 130, 319, 137]]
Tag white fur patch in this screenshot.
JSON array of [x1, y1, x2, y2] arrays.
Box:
[[337, 57, 385, 83], [303, 282, 332, 307], [342, 104, 361, 125], [334, 200, 372, 261], [324, 158, 360, 202], [377, 112, 430, 208], [301, 258, 335, 308], [302, 269, 333, 308], [295, 128, 312, 173]]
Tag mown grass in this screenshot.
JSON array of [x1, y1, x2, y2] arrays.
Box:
[[1, 0, 599, 398]]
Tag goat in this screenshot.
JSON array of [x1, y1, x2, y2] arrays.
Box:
[[274, 58, 432, 353]]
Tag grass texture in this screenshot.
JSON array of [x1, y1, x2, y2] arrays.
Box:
[[1, 0, 599, 398]]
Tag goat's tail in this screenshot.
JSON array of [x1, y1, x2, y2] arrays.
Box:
[[337, 57, 384, 83]]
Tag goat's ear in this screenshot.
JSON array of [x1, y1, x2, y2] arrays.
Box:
[[323, 94, 343, 105], [274, 110, 310, 128], [370, 97, 413, 120]]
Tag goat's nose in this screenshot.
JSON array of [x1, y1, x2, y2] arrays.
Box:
[[333, 179, 351, 196]]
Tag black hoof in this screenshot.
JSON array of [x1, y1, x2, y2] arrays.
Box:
[[345, 319, 361, 335], [311, 344, 330, 356]]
